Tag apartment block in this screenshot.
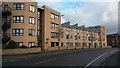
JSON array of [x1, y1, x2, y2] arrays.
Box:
[[2, 1, 61, 51], [2, 1, 38, 48], [61, 22, 107, 49], [38, 5, 61, 51], [107, 33, 119, 48], [2, 1, 107, 51]]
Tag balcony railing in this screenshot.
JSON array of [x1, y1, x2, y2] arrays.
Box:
[[2, 34, 10, 43], [2, 19, 11, 30], [2, 6, 11, 17]]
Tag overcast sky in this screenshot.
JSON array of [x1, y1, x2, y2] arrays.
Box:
[[37, 0, 119, 34]]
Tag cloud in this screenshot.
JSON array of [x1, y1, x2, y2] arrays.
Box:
[[37, 0, 118, 34], [60, 2, 118, 34], [39, 0, 119, 2], [38, 2, 63, 11]]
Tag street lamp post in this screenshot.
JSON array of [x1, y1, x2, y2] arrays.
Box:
[[58, 14, 64, 50]]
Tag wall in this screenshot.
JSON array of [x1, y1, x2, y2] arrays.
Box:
[[2, 48, 41, 55]]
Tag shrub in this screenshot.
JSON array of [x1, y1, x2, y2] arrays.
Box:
[[30, 46, 39, 48], [20, 45, 28, 48], [5, 40, 18, 49]]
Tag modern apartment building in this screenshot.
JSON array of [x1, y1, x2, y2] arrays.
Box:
[[61, 22, 107, 49], [2, 1, 107, 51], [107, 33, 119, 48], [2, 1, 61, 51], [38, 5, 61, 51], [2, 1, 38, 48]]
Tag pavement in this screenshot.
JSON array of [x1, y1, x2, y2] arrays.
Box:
[[2, 48, 120, 68], [102, 50, 120, 68]]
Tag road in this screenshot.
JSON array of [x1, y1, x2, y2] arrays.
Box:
[[2, 48, 120, 68]]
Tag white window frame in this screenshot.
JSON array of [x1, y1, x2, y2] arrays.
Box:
[[12, 29, 23, 36], [17, 42, 23, 47], [29, 5, 35, 12], [29, 42, 35, 47], [29, 17, 35, 24], [29, 29, 35, 36]]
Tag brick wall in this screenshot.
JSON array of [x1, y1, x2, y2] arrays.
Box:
[[2, 48, 41, 55]]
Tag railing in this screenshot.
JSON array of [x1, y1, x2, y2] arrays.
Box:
[[2, 6, 11, 17], [2, 19, 11, 30], [2, 5, 12, 46], [2, 34, 10, 43]]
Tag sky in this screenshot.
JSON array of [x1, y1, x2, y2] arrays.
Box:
[[37, 0, 119, 34]]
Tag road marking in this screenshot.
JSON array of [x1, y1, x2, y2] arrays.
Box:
[[9, 59, 17, 62], [35, 58, 57, 64], [83, 52, 108, 68]]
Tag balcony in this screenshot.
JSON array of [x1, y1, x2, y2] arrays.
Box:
[[2, 34, 10, 43], [2, 6, 11, 17], [74, 40, 78, 42], [2, 20, 11, 30]]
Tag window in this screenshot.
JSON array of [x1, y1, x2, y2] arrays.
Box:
[[38, 12, 40, 19], [82, 32, 84, 36], [29, 42, 35, 47], [56, 42, 59, 46], [55, 24, 59, 28], [13, 29, 23, 36], [70, 29, 72, 31], [30, 5, 35, 12], [51, 32, 59, 38], [61, 43, 63, 47], [29, 29, 35, 36], [66, 31, 69, 35], [88, 33, 90, 37], [75, 37, 77, 40], [51, 13, 59, 19], [13, 16, 24, 23], [56, 33, 59, 38], [51, 32, 55, 38], [82, 43, 85, 46], [55, 15, 59, 19], [66, 42, 70, 46], [51, 23, 59, 29], [75, 43, 78, 46], [17, 42, 23, 47], [51, 13, 54, 19], [75, 33, 77, 36], [66, 35, 69, 39], [51, 42, 54, 47], [71, 36, 72, 38], [88, 37, 90, 41], [51, 23, 55, 28], [89, 43, 91, 46], [103, 44, 105, 46], [71, 43, 73, 46], [14, 3, 24, 10], [29, 17, 35, 24], [66, 28, 69, 31]]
